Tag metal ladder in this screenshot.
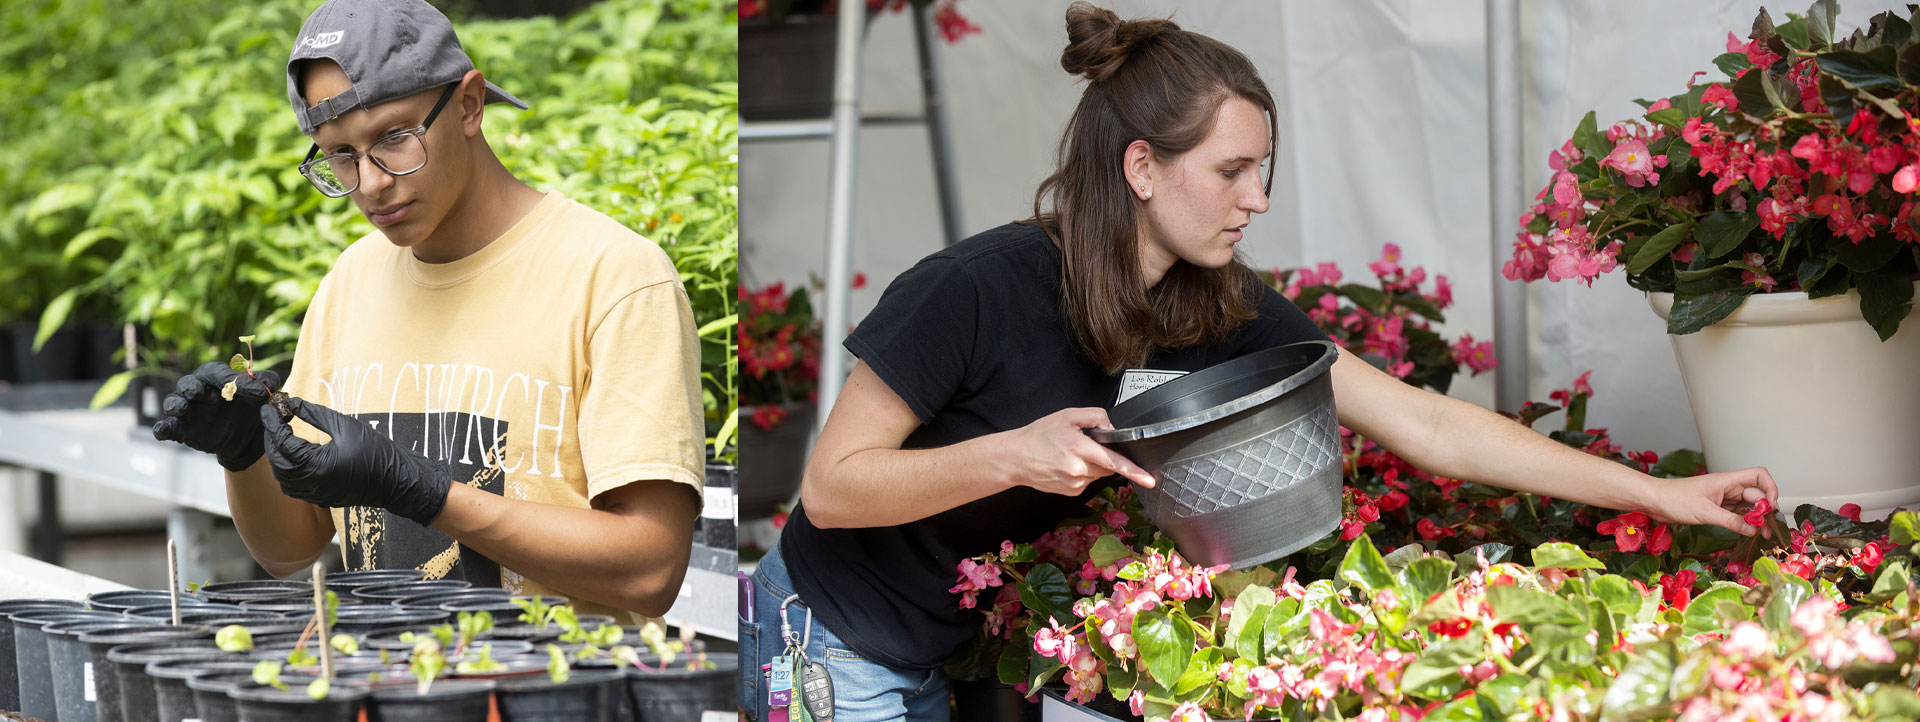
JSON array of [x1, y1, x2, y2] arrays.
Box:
[[739, 3, 965, 430]]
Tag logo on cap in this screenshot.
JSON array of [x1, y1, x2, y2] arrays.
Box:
[[302, 31, 345, 49]]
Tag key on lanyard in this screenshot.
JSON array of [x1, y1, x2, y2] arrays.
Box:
[[771, 594, 804, 710]]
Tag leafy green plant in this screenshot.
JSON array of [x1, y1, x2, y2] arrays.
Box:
[[4, 0, 736, 459]]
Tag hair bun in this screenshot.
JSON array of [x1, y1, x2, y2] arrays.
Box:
[[1060, 1, 1179, 83]]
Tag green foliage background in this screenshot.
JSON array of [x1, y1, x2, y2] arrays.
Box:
[[0, 0, 740, 457]]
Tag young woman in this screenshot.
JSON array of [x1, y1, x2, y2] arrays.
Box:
[[743, 4, 1777, 720]]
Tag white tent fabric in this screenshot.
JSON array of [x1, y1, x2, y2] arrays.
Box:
[[739, 0, 1904, 458]]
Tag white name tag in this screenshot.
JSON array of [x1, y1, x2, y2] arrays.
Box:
[[84, 661, 96, 701], [1116, 369, 1188, 405]]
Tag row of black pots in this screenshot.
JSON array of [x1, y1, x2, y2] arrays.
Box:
[[0, 321, 124, 385], [3, 590, 732, 722]]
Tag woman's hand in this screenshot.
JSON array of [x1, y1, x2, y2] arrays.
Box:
[[1635, 467, 1780, 537], [1001, 407, 1156, 495]]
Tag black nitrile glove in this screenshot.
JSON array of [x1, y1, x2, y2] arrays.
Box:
[[259, 397, 452, 527], [152, 361, 287, 471]]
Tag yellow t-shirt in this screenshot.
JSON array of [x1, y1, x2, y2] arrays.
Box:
[[282, 191, 704, 620]]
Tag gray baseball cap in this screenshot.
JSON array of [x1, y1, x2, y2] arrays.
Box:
[[286, 0, 528, 135]]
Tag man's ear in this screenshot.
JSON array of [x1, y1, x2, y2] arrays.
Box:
[[458, 69, 487, 137]]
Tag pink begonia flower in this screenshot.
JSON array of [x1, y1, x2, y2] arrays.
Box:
[[1791, 596, 1839, 638], [1368, 243, 1403, 278], [1682, 116, 1714, 145], [1127, 690, 1145, 717], [1430, 274, 1454, 308], [1385, 361, 1414, 379], [1722, 621, 1773, 659], [1548, 139, 1583, 171], [1701, 83, 1738, 110], [1451, 334, 1498, 375], [1896, 164, 1920, 194], [1647, 97, 1672, 112], [1550, 170, 1582, 207], [1838, 503, 1863, 522], [1169, 701, 1208, 722], [1600, 138, 1667, 187]]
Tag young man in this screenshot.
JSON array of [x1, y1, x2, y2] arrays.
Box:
[[151, 0, 704, 620]]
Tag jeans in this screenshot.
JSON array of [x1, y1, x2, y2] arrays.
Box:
[[742, 539, 952, 722]]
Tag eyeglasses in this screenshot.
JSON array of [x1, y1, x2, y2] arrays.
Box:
[[298, 84, 457, 197]]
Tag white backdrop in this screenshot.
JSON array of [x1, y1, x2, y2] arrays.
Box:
[[739, 0, 1905, 458]]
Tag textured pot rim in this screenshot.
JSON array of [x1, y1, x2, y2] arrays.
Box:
[[1089, 340, 1337, 443], [1647, 279, 1920, 328]]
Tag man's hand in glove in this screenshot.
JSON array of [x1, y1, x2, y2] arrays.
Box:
[[152, 362, 286, 471], [259, 397, 452, 527]]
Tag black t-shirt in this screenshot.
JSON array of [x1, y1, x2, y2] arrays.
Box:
[[778, 222, 1330, 670]]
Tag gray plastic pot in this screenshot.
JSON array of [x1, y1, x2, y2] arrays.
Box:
[[148, 658, 261, 722], [366, 679, 496, 722], [104, 639, 225, 722], [394, 589, 511, 611], [78, 624, 210, 722], [228, 676, 372, 722], [0, 597, 84, 711], [45, 619, 158, 722], [1088, 340, 1342, 569], [495, 668, 624, 722], [10, 608, 122, 720]]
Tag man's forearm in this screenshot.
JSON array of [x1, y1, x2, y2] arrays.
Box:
[[1406, 394, 1651, 511], [798, 432, 1017, 529], [224, 459, 334, 576], [431, 482, 697, 617]]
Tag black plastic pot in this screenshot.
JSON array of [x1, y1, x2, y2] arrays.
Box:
[[242, 596, 365, 615], [82, 321, 125, 380], [186, 670, 256, 722], [86, 589, 206, 614], [0, 598, 84, 711], [396, 589, 511, 611], [494, 668, 624, 722], [353, 580, 475, 603], [333, 606, 449, 636], [9, 321, 85, 383], [149, 658, 260, 722], [451, 639, 536, 661], [624, 654, 737, 722], [10, 608, 122, 720], [325, 569, 427, 595], [178, 610, 292, 627], [367, 679, 496, 722], [126, 601, 245, 620], [228, 676, 371, 722], [487, 622, 564, 645], [77, 625, 211, 722], [45, 619, 158, 722], [106, 642, 229, 722], [360, 625, 443, 653], [446, 653, 552, 681], [198, 579, 315, 605]]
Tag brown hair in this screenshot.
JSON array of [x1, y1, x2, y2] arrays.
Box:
[[1029, 2, 1277, 374]]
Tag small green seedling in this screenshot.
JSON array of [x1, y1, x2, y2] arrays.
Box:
[[545, 644, 569, 684], [454, 643, 503, 675], [223, 335, 294, 419], [252, 660, 288, 692], [512, 597, 560, 632], [215, 625, 254, 653], [455, 610, 493, 652], [329, 634, 358, 656], [410, 637, 445, 695]]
